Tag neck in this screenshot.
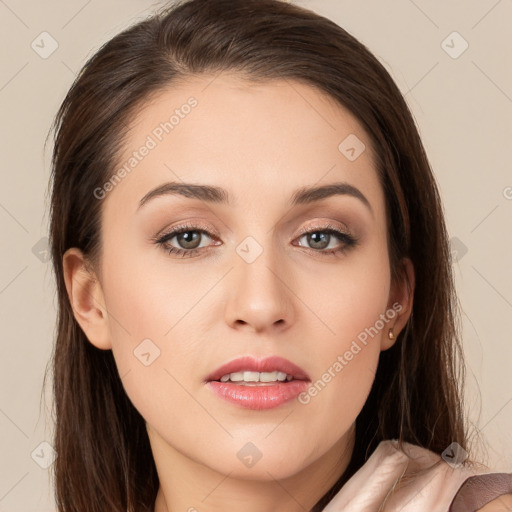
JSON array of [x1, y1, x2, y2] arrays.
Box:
[[150, 424, 355, 512]]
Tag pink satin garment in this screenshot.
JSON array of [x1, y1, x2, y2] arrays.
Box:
[[321, 440, 512, 512]]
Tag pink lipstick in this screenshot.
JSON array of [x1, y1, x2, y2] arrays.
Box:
[[204, 355, 310, 410]]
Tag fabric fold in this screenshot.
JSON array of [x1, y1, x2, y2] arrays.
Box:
[[322, 440, 511, 512]]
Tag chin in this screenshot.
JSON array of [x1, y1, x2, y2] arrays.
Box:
[[200, 444, 314, 482]]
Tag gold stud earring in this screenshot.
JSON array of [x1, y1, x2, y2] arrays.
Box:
[[388, 328, 395, 340]]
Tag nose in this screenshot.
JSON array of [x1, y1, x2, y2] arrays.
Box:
[[224, 241, 295, 334]]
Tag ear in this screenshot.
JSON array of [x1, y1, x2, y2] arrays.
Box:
[[62, 247, 112, 350], [381, 257, 415, 351]]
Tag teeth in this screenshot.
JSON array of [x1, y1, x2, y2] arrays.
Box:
[[261, 371, 279, 382], [244, 371, 260, 382], [218, 371, 295, 383]]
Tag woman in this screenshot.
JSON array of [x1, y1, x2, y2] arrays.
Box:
[[46, 0, 512, 510]]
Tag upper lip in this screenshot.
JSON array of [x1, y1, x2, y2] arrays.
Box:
[[205, 355, 311, 382]]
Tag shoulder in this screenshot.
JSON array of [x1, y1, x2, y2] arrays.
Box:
[[449, 472, 512, 512], [322, 440, 512, 512], [323, 440, 473, 511], [477, 494, 512, 511], [393, 443, 512, 512]]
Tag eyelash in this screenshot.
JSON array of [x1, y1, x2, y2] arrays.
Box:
[[153, 221, 359, 259]]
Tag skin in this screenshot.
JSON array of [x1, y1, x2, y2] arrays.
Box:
[[63, 73, 415, 512], [478, 495, 512, 511]]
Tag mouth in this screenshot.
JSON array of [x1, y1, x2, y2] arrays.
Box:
[[204, 355, 310, 384], [204, 355, 311, 410], [217, 370, 297, 385]]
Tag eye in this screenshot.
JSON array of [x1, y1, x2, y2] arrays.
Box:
[[154, 222, 220, 258], [294, 223, 358, 256], [153, 222, 358, 258]]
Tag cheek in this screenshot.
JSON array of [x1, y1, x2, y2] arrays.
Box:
[[98, 240, 220, 431], [100, 232, 219, 347], [294, 242, 391, 432], [298, 228, 391, 358]]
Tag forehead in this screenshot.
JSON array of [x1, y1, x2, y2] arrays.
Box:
[[102, 73, 384, 219]]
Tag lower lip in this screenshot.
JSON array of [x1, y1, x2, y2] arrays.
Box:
[[206, 380, 310, 410]]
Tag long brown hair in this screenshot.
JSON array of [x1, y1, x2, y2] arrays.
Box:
[[45, 0, 468, 510]]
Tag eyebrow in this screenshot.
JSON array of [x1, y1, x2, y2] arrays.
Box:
[[137, 181, 373, 216]]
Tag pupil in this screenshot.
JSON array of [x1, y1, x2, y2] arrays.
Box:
[[178, 231, 200, 249], [309, 232, 329, 249]]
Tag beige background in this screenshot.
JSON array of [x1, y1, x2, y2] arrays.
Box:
[[0, 0, 511, 510]]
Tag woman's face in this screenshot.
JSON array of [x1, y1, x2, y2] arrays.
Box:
[[65, 73, 412, 487]]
